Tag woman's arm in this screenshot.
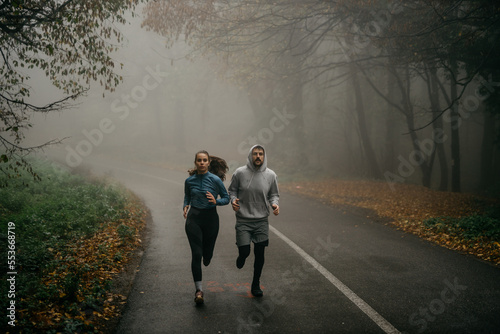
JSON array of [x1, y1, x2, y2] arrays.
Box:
[[215, 177, 230, 206], [183, 179, 191, 217]]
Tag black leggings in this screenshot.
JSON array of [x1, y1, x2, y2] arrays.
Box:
[[238, 241, 267, 284], [185, 207, 219, 282]]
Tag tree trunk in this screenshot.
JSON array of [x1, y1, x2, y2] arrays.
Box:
[[429, 68, 448, 191], [246, 80, 275, 125], [384, 68, 396, 173], [288, 75, 307, 154], [480, 110, 496, 189], [351, 63, 382, 179], [449, 62, 461, 192], [398, 65, 434, 188], [405, 114, 434, 188]]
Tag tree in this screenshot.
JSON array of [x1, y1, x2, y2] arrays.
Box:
[[143, 0, 500, 189], [142, 0, 349, 164], [350, 62, 382, 179], [342, 0, 500, 191], [0, 0, 141, 183], [377, 0, 500, 191]]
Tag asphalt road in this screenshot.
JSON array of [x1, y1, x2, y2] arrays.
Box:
[[81, 157, 499, 334]]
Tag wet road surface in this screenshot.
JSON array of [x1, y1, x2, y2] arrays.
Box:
[[80, 156, 499, 334]]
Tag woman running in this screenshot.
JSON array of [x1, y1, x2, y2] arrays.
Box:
[[183, 150, 229, 305]]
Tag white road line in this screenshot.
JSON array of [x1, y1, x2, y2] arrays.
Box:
[[270, 225, 401, 334]]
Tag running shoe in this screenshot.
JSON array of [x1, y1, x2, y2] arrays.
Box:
[[194, 290, 204, 304], [251, 284, 263, 297]]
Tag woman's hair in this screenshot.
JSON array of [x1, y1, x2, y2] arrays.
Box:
[[188, 151, 228, 181], [208, 155, 229, 181]]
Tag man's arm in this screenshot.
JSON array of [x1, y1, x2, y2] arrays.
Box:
[[268, 173, 279, 206], [228, 171, 240, 212], [268, 173, 280, 215], [228, 171, 239, 203]]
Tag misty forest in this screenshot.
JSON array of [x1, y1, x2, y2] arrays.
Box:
[[0, 0, 498, 193], [1, 1, 500, 332]]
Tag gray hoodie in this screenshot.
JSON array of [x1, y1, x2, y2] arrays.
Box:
[[228, 145, 280, 221]]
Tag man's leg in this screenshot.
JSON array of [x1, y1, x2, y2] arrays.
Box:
[[236, 244, 251, 269], [235, 222, 252, 269], [251, 241, 267, 297]]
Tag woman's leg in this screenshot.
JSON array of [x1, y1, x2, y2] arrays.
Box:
[[202, 211, 219, 266], [185, 212, 204, 283]]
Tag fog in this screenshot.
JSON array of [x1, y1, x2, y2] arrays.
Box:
[[18, 4, 499, 193], [25, 14, 256, 173]]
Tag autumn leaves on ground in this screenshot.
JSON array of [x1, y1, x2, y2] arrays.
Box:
[[2, 160, 499, 333], [282, 179, 500, 265], [0, 160, 148, 333]]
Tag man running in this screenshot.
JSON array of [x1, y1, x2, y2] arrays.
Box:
[[228, 144, 280, 297]]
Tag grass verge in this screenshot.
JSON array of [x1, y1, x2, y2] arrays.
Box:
[[0, 159, 148, 333]]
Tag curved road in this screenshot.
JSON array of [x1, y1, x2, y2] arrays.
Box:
[[82, 157, 499, 334]]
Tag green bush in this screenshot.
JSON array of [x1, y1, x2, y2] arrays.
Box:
[[424, 214, 500, 241], [0, 158, 135, 331], [117, 223, 135, 242]]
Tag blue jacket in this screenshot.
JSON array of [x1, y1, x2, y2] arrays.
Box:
[[184, 171, 230, 209]]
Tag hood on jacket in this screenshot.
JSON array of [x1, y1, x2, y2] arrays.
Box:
[[246, 144, 267, 171]]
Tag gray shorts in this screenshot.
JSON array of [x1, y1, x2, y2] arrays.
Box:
[[235, 218, 269, 247]]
